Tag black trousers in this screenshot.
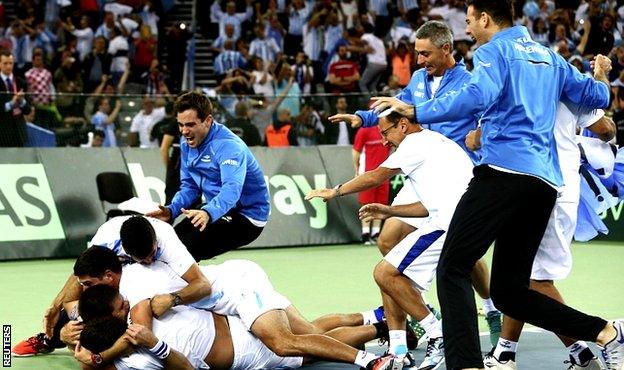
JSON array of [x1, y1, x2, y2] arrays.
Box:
[[175, 210, 264, 261], [436, 166, 607, 369]]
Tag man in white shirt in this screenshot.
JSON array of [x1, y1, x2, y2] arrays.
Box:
[[128, 97, 166, 148], [357, 23, 388, 92], [306, 110, 474, 370], [248, 24, 281, 64], [107, 26, 129, 84], [210, 0, 253, 42]]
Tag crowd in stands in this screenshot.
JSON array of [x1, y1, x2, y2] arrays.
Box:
[[2, 0, 624, 148]]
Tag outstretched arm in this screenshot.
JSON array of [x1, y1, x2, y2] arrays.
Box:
[[305, 166, 399, 202]]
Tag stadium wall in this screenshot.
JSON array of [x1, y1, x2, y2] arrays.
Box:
[[1, 147, 622, 260], [0, 146, 362, 260]]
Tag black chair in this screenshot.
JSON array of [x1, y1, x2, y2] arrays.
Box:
[[96, 172, 136, 220]]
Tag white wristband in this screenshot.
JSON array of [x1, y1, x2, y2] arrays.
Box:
[[148, 340, 171, 360]]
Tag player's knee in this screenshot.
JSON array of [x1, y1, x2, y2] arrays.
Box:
[[373, 261, 396, 289], [265, 333, 299, 357], [376, 232, 395, 256]]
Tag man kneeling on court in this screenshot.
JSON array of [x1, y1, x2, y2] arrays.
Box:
[[306, 110, 473, 370], [70, 247, 396, 370]]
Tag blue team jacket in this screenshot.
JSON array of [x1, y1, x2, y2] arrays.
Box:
[[355, 60, 480, 163], [415, 26, 610, 187], [168, 121, 270, 223]]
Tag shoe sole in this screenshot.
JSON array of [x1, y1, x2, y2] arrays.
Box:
[[417, 358, 445, 370]]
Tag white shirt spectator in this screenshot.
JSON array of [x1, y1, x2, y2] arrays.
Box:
[[429, 5, 471, 42], [130, 106, 166, 148], [249, 37, 281, 63], [399, 0, 419, 12], [95, 24, 114, 39], [139, 5, 160, 36], [390, 25, 416, 46], [303, 24, 322, 61], [210, 2, 253, 41], [104, 2, 133, 19], [340, 0, 359, 28], [72, 27, 94, 61], [324, 24, 343, 54], [251, 70, 275, 97], [108, 34, 129, 73], [361, 32, 387, 65], [288, 3, 311, 36]]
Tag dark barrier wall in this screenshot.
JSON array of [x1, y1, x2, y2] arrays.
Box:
[[0, 147, 364, 260]]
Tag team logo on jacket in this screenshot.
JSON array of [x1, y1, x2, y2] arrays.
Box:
[[201, 155, 211, 162], [417, 82, 424, 90], [222, 159, 239, 166]]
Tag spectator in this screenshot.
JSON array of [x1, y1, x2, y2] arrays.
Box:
[[9, 20, 35, 76], [284, 0, 310, 55], [303, 6, 324, 80], [128, 96, 166, 148], [210, 0, 253, 42], [549, 23, 575, 52], [580, 13, 615, 58], [225, 101, 262, 146], [327, 44, 360, 93], [54, 50, 84, 119], [65, 15, 94, 62], [339, 0, 359, 29], [139, 0, 160, 37], [211, 24, 237, 52], [249, 23, 281, 64], [214, 40, 247, 82], [24, 51, 54, 108], [275, 61, 301, 117], [82, 36, 111, 92], [142, 59, 169, 96], [357, 23, 387, 93], [367, 0, 392, 37], [391, 40, 414, 87], [530, 17, 549, 46], [250, 57, 274, 98], [132, 24, 157, 79], [291, 52, 313, 95], [0, 50, 30, 147], [250, 74, 295, 134], [91, 96, 121, 147], [107, 26, 129, 85], [352, 125, 390, 244], [610, 45, 624, 82], [264, 108, 298, 147], [295, 101, 325, 146], [325, 96, 357, 145], [165, 22, 191, 93], [82, 129, 105, 148], [94, 11, 115, 40], [33, 20, 57, 62], [266, 14, 286, 51], [429, 0, 472, 42], [324, 9, 344, 58]]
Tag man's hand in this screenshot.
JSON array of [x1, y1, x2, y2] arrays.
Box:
[[328, 113, 363, 128], [125, 324, 158, 348], [304, 188, 339, 202], [43, 305, 61, 339], [60, 320, 84, 346], [181, 208, 210, 231], [359, 203, 393, 222], [12, 90, 25, 106], [465, 128, 482, 151], [73, 342, 93, 366], [146, 205, 172, 222], [592, 54, 612, 74], [150, 294, 175, 318], [369, 97, 415, 118]]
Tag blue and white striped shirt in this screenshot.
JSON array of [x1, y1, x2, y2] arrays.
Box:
[[288, 3, 311, 36], [249, 38, 281, 63], [214, 50, 246, 75], [399, 0, 419, 11], [324, 24, 343, 54], [303, 24, 322, 61], [369, 0, 389, 16]]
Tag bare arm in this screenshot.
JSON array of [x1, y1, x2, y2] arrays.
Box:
[[305, 166, 399, 202], [359, 201, 429, 222], [44, 274, 82, 338], [106, 100, 122, 124], [160, 134, 175, 166], [125, 324, 194, 370], [352, 149, 361, 176]]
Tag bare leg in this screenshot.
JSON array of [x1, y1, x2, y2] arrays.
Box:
[[312, 313, 364, 332], [381, 291, 407, 331], [324, 325, 378, 347], [377, 218, 415, 256], [374, 260, 430, 321], [471, 258, 491, 299]]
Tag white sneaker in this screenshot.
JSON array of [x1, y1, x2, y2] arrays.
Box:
[[566, 357, 606, 370], [417, 337, 444, 370], [483, 351, 517, 370], [601, 320, 624, 370]]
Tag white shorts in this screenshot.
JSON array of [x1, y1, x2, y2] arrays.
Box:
[[530, 197, 577, 281], [392, 186, 429, 229], [229, 315, 303, 370], [199, 260, 292, 330], [384, 224, 446, 291]]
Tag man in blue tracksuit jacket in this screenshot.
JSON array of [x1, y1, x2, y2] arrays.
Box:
[[369, 1, 622, 369], [148, 91, 270, 261]]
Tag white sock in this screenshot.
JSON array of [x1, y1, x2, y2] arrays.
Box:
[[568, 341, 590, 364], [419, 313, 443, 339], [362, 225, 370, 234], [371, 225, 381, 236], [354, 351, 378, 368], [360, 310, 381, 325], [482, 298, 497, 314], [493, 338, 517, 359], [389, 330, 407, 356]]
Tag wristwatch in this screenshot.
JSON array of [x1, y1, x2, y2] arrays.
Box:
[[170, 293, 182, 307], [91, 352, 103, 367], [333, 184, 343, 197]]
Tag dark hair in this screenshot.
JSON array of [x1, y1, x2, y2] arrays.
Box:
[[93, 129, 105, 139], [78, 285, 119, 322], [80, 316, 127, 353], [174, 91, 213, 122], [362, 22, 375, 34], [466, 0, 514, 26], [73, 246, 122, 277], [385, 111, 416, 125], [120, 216, 156, 259], [0, 49, 12, 58]]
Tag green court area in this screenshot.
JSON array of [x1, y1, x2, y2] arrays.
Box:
[[1, 242, 623, 370]]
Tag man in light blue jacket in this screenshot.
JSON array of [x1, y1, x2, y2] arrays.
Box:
[[148, 91, 270, 261], [370, 1, 623, 369]]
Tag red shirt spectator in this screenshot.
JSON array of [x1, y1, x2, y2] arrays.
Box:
[[328, 45, 360, 93], [133, 25, 157, 71], [352, 126, 390, 205]]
